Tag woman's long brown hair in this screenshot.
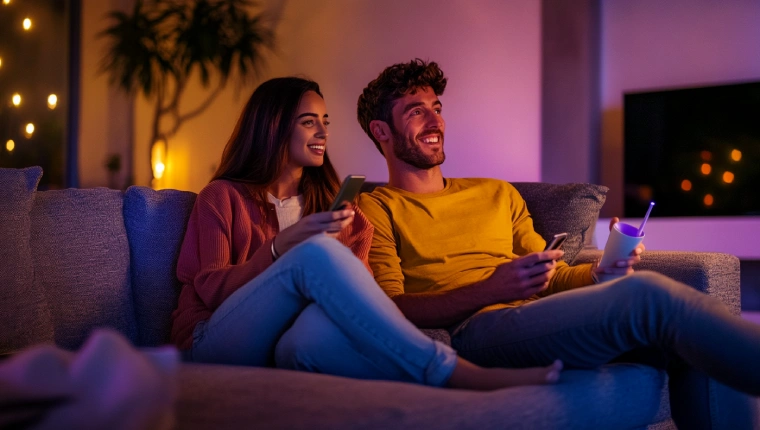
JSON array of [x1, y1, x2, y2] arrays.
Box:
[[212, 77, 341, 216]]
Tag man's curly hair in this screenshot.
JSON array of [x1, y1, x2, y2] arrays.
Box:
[[357, 59, 447, 155]]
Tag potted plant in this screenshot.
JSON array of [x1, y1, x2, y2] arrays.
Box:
[[98, 0, 273, 185]]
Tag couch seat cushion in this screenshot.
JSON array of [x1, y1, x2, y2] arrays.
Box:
[[176, 363, 670, 429]]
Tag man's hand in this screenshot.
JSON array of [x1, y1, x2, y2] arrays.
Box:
[[488, 250, 564, 301], [593, 216, 645, 278]]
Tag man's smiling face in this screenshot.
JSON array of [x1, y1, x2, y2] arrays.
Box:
[[389, 86, 445, 169]]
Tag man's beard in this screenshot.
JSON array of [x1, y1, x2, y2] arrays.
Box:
[[391, 127, 446, 169]]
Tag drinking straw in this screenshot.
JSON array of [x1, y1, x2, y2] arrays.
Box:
[[637, 201, 655, 237]]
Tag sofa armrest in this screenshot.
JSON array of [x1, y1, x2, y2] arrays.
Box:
[[572, 249, 742, 315]]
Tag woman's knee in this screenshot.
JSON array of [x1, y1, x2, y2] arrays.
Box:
[[281, 235, 353, 271]]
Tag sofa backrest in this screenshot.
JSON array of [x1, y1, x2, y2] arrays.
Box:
[[13, 172, 605, 351]]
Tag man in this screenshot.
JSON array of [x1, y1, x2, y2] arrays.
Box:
[[356, 59, 760, 428]]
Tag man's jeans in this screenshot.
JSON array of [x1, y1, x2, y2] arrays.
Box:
[[187, 234, 457, 387], [451, 271, 760, 429]]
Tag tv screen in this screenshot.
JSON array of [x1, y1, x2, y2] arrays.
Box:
[[624, 81, 760, 217]]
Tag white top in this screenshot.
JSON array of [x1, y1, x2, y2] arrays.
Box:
[[267, 193, 304, 231]]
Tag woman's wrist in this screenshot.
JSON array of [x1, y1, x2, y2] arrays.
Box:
[[271, 237, 281, 261]]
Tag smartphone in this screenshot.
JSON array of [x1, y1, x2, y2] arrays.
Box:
[[328, 175, 366, 211], [544, 232, 568, 251]]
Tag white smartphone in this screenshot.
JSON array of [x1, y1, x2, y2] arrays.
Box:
[[328, 175, 366, 211], [544, 232, 568, 251]]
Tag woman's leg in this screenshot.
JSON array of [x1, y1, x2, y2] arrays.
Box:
[[191, 234, 561, 388], [276, 303, 563, 388]]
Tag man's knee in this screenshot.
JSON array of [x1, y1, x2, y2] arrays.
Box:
[[613, 271, 687, 303]]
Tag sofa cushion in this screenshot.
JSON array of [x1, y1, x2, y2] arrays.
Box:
[[0, 167, 54, 354], [29, 188, 136, 349], [176, 363, 670, 429], [124, 186, 196, 347], [511, 182, 608, 264]]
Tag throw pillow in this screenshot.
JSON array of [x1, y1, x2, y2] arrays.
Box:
[[123, 186, 196, 347], [0, 166, 54, 355], [511, 182, 608, 264]]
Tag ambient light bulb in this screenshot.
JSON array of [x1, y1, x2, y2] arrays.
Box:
[[23, 18, 32, 30], [3, 0, 10, 6], [731, 149, 742, 162], [12, 93, 21, 106], [6, 139, 14, 152], [47, 94, 58, 109], [25, 123, 35, 138], [0, 57, 3, 68]]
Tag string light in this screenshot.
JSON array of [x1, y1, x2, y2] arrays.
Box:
[[680, 179, 692, 191], [6, 140, 14, 152], [704, 194, 714, 207], [23, 18, 32, 30], [2, 0, 10, 6], [47, 94, 58, 109], [731, 149, 742, 162], [0, 57, 3, 68], [25, 123, 35, 138], [723, 171, 735, 184], [700, 163, 711, 175], [12, 93, 21, 106]]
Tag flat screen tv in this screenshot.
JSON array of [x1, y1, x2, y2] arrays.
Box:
[[624, 81, 760, 217]]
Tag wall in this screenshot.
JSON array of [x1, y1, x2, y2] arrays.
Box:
[[599, 0, 760, 257], [79, 0, 133, 189], [133, 0, 542, 192]]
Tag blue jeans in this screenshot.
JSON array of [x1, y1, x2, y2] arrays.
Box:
[[188, 234, 457, 387], [451, 271, 760, 429]]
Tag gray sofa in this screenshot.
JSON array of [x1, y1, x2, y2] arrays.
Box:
[[0, 166, 753, 429]]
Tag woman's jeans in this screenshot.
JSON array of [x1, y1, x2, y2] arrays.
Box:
[[451, 271, 760, 429], [187, 234, 457, 387]]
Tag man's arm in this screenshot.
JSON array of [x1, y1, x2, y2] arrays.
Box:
[[391, 251, 562, 327]]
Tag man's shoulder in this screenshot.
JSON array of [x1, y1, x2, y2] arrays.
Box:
[[453, 177, 517, 192], [358, 187, 394, 215]]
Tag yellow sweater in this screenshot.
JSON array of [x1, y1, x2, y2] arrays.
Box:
[[358, 178, 593, 312]]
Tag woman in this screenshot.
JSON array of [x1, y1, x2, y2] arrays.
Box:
[[170, 77, 563, 390]]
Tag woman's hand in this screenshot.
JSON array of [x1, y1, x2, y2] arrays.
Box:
[[273, 208, 355, 256]]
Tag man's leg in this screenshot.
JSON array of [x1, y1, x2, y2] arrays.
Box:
[[190, 234, 457, 387], [452, 271, 760, 427]]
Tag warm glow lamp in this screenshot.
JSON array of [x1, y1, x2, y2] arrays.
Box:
[[151, 139, 167, 181]]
